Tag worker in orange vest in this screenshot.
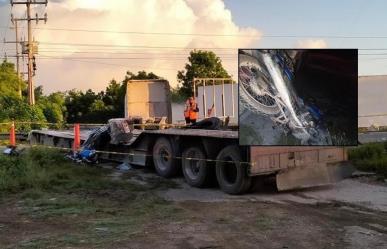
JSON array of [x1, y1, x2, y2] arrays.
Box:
[[184, 98, 190, 124], [184, 97, 199, 124]]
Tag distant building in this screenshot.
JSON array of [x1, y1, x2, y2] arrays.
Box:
[[358, 75, 387, 127]]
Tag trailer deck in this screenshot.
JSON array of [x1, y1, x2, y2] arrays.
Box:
[[29, 128, 237, 149], [28, 126, 352, 194]]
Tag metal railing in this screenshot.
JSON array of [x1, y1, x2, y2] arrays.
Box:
[[193, 78, 236, 119]]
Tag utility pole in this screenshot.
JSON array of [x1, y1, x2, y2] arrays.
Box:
[[10, 0, 48, 105], [12, 16, 22, 97]]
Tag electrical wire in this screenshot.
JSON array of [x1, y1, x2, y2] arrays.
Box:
[[6, 26, 387, 40]]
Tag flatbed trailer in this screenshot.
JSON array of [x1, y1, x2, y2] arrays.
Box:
[[29, 128, 351, 194]]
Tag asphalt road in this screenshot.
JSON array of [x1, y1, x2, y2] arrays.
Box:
[[358, 132, 387, 144]]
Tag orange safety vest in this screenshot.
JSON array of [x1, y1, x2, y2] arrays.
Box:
[[189, 103, 198, 120], [184, 103, 190, 118]]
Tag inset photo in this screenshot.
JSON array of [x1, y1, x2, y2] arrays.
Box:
[[239, 49, 358, 146]]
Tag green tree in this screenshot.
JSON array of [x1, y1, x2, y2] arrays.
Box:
[[34, 85, 44, 102], [0, 60, 25, 98], [36, 89, 66, 126], [90, 99, 110, 112], [103, 79, 125, 115], [177, 50, 230, 98], [64, 89, 99, 123], [125, 70, 160, 80], [0, 95, 47, 131], [56, 70, 162, 124], [0, 60, 47, 131]]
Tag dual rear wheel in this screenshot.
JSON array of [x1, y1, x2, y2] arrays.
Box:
[[152, 137, 251, 194]]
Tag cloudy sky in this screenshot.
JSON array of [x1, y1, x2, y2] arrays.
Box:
[[0, 0, 386, 93]]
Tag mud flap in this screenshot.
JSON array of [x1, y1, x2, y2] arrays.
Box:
[[276, 162, 355, 191]]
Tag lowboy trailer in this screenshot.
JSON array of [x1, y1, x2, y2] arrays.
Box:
[[28, 78, 352, 194], [29, 127, 352, 194]]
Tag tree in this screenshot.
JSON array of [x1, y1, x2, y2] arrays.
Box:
[[0, 95, 47, 131], [0, 60, 47, 131], [36, 88, 66, 126], [103, 79, 125, 114], [64, 89, 100, 123], [34, 85, 44, 102], [125, 70, 161, 81], [0, 60, 25, 98], [177, 50, 230, 98]]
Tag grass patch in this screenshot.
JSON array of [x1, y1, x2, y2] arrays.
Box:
[[0, 146, 183, 248], [21, 193, 97, 218], [349, 142, 387, 178], [0, 146, 145, 194], [255, 216, 275, 230]]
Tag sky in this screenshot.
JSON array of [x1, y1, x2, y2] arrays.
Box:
[[0, 0, 387, 94]]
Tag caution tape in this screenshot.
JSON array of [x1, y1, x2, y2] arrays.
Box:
[[27, 144, 252, 166], [0, 121, 188, 128]]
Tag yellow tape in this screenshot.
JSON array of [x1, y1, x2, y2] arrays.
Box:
[[29, 144, 252, 166], [5, 121, 187, 128]]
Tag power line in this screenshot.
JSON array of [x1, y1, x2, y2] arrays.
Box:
[[38, 42, 239, 50], [33, 50, 387, 56], [36, 56, 237, 60], [18, 55, 238, 73], [31, 41, 387, 51], [7, 47, 387, 56], [31, 50, 237, 56], [6, 26, 387, 40]]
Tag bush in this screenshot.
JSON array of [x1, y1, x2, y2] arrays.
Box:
[[0, 95, 47, 132], [348, 143, 383, 161], [0, 147, 137, 194], [349, 143, 387, 178], [0, 148, 70, 192]]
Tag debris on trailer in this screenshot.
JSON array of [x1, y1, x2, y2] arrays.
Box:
[[109, 118, 133, 145], [187, 117, 223, 130]]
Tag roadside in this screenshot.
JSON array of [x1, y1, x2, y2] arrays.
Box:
[[0, 148, 386, 249]]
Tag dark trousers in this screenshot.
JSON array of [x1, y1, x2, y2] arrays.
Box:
[[185, 118, 196, 124]]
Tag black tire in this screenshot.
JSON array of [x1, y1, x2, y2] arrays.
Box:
[[215, 145, 252, 194], [152, 137, 180, 177], [182, 146, 213, 187]]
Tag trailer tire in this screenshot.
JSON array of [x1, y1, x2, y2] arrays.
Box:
[[182, 146, 213, 187], [215, 145, 251, 194], [152, 137, 179, 178]]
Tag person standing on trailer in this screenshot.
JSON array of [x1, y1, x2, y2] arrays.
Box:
[[184, 98, 191, 124], [184, 97, 199, 124]]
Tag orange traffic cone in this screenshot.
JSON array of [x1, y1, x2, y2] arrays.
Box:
[[9, 121, 16, 147], [73, 123, 80, 151]]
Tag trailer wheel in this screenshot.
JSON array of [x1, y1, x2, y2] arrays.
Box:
[[215, 145, 251, 194], [182, 146, 212, 187], [152, 137, 179, 178]]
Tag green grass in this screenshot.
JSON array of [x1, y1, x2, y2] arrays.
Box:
[[349, 142, 387, 178], [0, 147, 146, 194], [0, 147, 182, 248]]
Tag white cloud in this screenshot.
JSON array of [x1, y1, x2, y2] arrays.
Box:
[[296, 39, 328, 48], [0, 0, 261, 93]]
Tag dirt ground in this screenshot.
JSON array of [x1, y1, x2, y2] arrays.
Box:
[[1, 165, 387, 249]]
